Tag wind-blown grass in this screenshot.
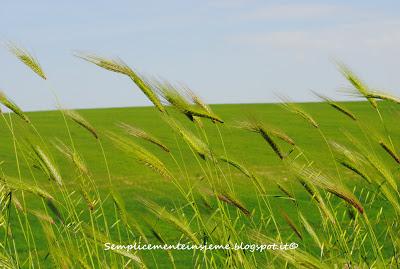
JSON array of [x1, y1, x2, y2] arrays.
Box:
[[158, 83, 223, 123], [118, 122, 170, 152], [64, 109, 99, 139], [8, 44, 47, 80], [0, 91, 30, 123], [1, 48, 399, 268], [76, 53, 165, 113]]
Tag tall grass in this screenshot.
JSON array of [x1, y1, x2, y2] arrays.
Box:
[[0, 46, 399, 268]]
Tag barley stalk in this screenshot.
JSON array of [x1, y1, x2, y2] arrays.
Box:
[[159, 83, 223, 123], [168, 119, 212, 160], [0, 91, 30, 123], [1, 176, 53, 200], [32, 145, 63, 186], [107, 132, 173, 180], [203, 188, 251, 216], [297, 165, 364, 214], [76, 53, 165, 112], [53, 139, 89, 175], [280, 209, 303, 240], [8, 44, 47, 80], [313, 91, 356, 120], [379, 140, 400, 164], [118, 122, 170, 152], [279, 96, 319, 128], [138, 198, 199, 244], [236, 120, 289, 159], [299, 212, 322, 249], [338, 63, 377, 108], [366, 91, 400, 105], [64, 110, 98, 139]]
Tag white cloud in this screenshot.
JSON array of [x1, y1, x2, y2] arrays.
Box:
[[228, 20, 400, 52], [241, 3, 342, 21], [207, 0, 252, 9], [227, 2, 400, 54]]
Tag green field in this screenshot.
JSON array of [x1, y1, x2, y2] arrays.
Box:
[[3, 101, 398, 183], [1, 101, 399, 268]]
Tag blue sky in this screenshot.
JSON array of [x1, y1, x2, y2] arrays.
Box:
[[1, 0, 400, 111]]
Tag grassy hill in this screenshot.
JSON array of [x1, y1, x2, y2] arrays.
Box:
[[3, 101, 398, 182]]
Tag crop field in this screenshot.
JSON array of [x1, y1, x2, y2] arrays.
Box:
[[1, 48, 400, 268]]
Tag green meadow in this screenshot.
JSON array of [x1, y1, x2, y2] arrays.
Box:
[[4, 101, 398, 183], [1, 101, 399, 268]]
